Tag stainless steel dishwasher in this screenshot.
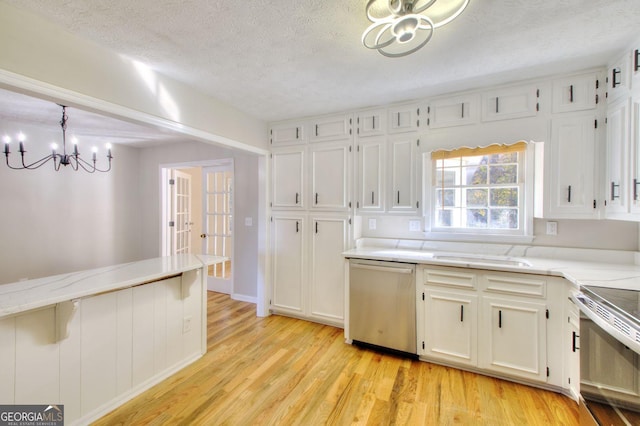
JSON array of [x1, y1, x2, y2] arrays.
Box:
[[349, 259, 417, 356]]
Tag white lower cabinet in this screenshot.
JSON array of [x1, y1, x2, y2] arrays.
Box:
[[271, 214, 306, 315], [480, 296, 547, 382], [422, 289, 478, 366], [418, 266, 565, 388], [309, 215, 349, 323], [271, 213, 349, 326]]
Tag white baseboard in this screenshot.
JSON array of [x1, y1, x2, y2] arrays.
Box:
[[231, 293, 257, 304]]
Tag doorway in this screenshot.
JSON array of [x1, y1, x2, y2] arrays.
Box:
[[161, 159, 235, 295]]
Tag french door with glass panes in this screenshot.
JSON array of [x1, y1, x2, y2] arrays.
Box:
[[202, 164, 233, 293]]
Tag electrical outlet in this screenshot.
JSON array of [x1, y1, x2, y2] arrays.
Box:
[[368, 218, 377, 230], [183, 316, 192, 333], [546, 221, 558, 236], [245, 217, 253, 226]]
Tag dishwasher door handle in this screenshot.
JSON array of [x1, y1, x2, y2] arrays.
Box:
[[350, 263, 413, 275]]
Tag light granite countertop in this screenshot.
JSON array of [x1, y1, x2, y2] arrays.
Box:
[[343, 239, 640, 292], [0, 254, 227, 319]]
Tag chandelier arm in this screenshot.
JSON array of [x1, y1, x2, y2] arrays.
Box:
[[75, 155, 112, 173], [18, 153, 56, 170]]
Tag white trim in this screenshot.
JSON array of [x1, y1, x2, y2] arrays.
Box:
[[231, 293, 257, 304], [0, 69, 269, 155]]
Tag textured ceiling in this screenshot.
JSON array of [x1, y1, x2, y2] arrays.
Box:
[[2, 0, 640, 127]]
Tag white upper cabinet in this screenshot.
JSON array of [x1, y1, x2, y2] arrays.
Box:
[[388, 103, 421, 133], [309, 113, 353, 143], [629, 95, 640, 215], [605, 97, 630, 218], [543, 113, 598, 219], [551, 73, 598, 113], [607, 52, 631, 103], [356, 108, 386, 138], [632, 48, 640, 89], [426, 94, 480, 128], [482, 84, 539, 122], [270, 121, 305, 146], [388, 135, 420, 213], [309, 141, 351, 211], [271, 147, 305, 209], [356, 137, 385, 212]]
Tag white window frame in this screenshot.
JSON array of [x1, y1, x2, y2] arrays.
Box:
[[422, 142, 535, 243]]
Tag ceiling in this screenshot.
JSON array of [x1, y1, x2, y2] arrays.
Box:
[[1, 0, 640, 144]]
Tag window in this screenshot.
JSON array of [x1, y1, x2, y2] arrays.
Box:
[[428, 142, 531, 238]]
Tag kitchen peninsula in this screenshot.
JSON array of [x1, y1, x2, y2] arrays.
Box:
[[0, 254, 225, 426]]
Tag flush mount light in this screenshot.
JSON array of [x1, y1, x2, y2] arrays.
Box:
[[362, 0, 470, 58]]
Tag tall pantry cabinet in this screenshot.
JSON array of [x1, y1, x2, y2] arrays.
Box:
[[269, 114, 352, 326]]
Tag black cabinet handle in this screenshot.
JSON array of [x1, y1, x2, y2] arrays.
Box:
[[397, 191, 400, 204], [569, 85, 574, 103], [611, 182, 620, 201], [460, 305, 464, 322], [498, 310, 502, 328], [612, 68, 621, 88], [296, 127, 299, 139], [567, 185, 572, 203], [461, 103, 465, 118], [634, 179, 640, 201], [295, 192, 299, 204], [572, 331, 580, 352], [315, 222, 318, 234], [296, 221, 299, 233], [371, 191, 375, 205], [397, 112, 401, 126], [315, 193, 319, 205], [372, 116, 376, 130], [495, 97, 499, 113]]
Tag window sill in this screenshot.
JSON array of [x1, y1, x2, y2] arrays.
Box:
[[422, 231, 535, 244]]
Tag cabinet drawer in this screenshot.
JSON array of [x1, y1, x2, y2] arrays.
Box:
[[423, 267, 476, 290], [481, 273, 546, 298]]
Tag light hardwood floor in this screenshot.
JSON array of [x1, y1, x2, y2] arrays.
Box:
[[94, 292, 579, 425]]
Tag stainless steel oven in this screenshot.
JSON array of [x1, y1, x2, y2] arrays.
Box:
[[573, 286, 640, 425]]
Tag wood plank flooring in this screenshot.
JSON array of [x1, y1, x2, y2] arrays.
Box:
[[94, 292, 579, 425]]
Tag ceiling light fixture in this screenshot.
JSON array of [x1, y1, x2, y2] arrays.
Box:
[[3, 105, 112, 172], [362, 0, 470, 58]]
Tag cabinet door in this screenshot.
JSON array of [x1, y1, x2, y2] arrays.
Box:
[[546, 113, 598, 218], [481, 297, 547, 382], [427, 95, 479, 128], [357, 137, 385, 212], [272, 148, 304, 209], [422, 289, 478, 366], [270, 121, 305, 146], [271, 215, 305, 314], [566, 298, 580, 401], [630, 96, 640, 215], [310, 114, 352, 142], [605, 98, 630, 217], [356, 109, 386, 137], [552, 74, 598, 113], [310, 142, 351, 211], [607, 53, 630, 103], [482, 84, 538, 122], [309, 216, 349, 324], [388, 104, 420, 133], [388, 136, 419, 213]]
